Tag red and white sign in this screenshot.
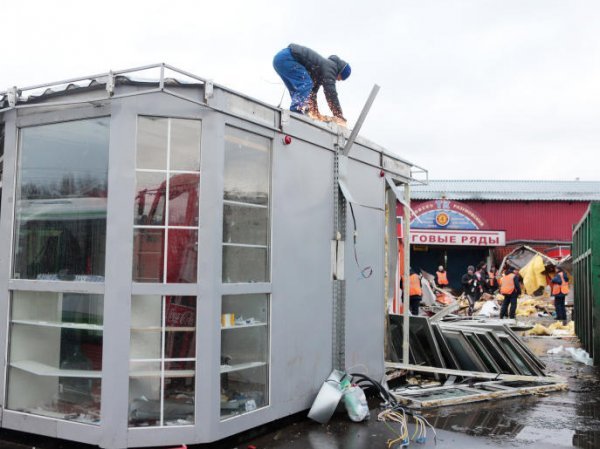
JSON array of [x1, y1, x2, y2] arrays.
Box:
[[410, 229, 505, 247]]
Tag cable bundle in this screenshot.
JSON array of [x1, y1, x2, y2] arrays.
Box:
[[350, 373, 437, 447]]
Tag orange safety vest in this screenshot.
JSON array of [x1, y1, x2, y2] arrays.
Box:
[[409, 274, 422, 296], [552, 272, 570, 295], [436, 271, 449, 286], [487, 271, 496, 285], [500, 273, 516, 295]]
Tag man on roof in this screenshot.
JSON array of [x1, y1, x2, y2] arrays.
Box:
[[273, 43, 351, 126]]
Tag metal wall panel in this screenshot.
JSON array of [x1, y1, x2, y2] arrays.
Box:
[[572, 202, 600, 365], [344, 160, 385, 379]]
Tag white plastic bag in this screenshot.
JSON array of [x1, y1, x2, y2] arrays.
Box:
[[565, 347, 594, 366], [476, 301, 500, 317], [343, 385, 370, 422], [547, 345, 564, 355]]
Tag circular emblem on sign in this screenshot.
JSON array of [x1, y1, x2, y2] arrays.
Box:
[[435, 211, 450, 227]]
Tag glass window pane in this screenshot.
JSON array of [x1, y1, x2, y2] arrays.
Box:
[[166, 229, 197, 283], [137, 117, 167, 170], [170, 119, 201, 171], [165, 296, 196, 359], [168, 173, 199, 227], [223, 204, 268, 245], [222, 294, 268, 326], [129, 296, 196, 427], [224, 127, 270, 205], [7, 292, 103, 424], [133, 229, 165, 282], [222, 246, 268, 283], [14, 118, 109, 281], [164, 361, 195, 425], [135, 172, 166, 226], [129, 362, 161, 426], [221, 294, 269, 419]]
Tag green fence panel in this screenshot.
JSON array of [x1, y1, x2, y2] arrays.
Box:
[[572, 202, 600, 365]]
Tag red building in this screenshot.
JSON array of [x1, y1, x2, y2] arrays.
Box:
[[407, 180, 600, 289]]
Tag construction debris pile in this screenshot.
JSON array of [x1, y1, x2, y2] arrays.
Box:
[[385, 311, 568, 409]]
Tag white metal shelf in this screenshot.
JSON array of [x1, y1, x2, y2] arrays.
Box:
[[131, 326, 195, 332], [221, 322, 267, 330], [220, 361, 267, 374], [11, 360, 101, 378], [129, 369, 195, 378], [11, 319, 103, 331]]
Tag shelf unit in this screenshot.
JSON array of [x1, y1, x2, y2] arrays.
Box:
[[220, 294, 269, 419], [220, 322, 267, 330], [11, 319, 103, 331], [11, 360, 101, 378], [220, 361, 267, 374], [7, 291, 104, 420]]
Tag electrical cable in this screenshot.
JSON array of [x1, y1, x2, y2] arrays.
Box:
[[348, 202, 373, 279]]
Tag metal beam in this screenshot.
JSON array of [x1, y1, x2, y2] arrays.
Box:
[[385, 362, 566, 383], [402, 184, 411, 364], [342, 84, 380, 157]]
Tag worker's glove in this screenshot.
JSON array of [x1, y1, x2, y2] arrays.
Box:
[[332, 116, 347, 127]]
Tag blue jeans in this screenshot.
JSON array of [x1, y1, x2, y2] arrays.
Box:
[[273, 48, 313, 113], [554, 295, 567, 321]]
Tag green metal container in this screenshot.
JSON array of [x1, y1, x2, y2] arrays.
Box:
[[572, 202, 600, 365]]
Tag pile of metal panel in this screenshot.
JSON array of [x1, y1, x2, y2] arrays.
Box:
[[389, 316, 546, 377], [386, 314, 567, 408]]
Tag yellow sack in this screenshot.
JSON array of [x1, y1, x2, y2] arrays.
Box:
[[525, 323, 551, 336], [519, 255, 547, 295]]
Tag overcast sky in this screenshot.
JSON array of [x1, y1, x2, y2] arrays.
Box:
[[3, 0, 599, 181]]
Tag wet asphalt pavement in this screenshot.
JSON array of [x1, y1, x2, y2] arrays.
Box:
[[241, 335, 600, 449], [0, 333, 598, 449]]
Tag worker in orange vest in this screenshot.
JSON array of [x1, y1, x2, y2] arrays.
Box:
[[486, 266, 499, 293], [435, 265, 449, 288], [401, 269, 423, 316], [551, 267, 569, 323], [499, 267, 521, 319]]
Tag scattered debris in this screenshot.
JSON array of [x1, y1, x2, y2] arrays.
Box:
[[525, 321, 575, 337], [565, 347, 594, 366], [391, 380, 567, 409]]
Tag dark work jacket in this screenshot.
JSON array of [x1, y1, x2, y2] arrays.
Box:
[[461, 273, 478, 294], [289, 43, 347, 119]]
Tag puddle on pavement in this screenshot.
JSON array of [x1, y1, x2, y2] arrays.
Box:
[[417, 336, 600, 449]]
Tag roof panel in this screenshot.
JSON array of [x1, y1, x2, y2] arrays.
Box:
[[411, 180, 600, 201]]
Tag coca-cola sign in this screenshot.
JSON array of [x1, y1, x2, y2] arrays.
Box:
[[166, 304, 196, 327]]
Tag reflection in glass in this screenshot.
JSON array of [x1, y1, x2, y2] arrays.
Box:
[[223, 203, 268, 245], [135, 171, 166, 225], [7, 292, 103, 424], [129, 296, 196, 427], [222, 246, 268, 283], [14, 118, 109, 281], [170, 119, 201, 171], [137, 117, 168, 170], [134, 117, 201, 284], [129, 362, 161, 426], [133, 228, 165, 282], [167, 229, 197, 283], [224, 127, 270, 205], [168, 173, 199, 227]]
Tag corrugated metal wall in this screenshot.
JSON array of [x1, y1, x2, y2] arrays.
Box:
[[412, 200, 590, 243], [572, 202, 600, 365]]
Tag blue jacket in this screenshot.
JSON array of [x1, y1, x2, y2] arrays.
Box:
[[289, 43, 348, 119]]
